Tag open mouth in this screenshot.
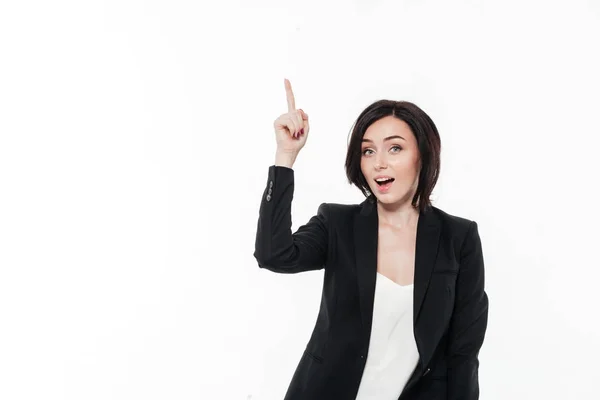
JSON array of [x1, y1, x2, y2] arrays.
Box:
[[375, 178, 395, 186]]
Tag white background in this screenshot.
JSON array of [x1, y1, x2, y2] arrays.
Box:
[[1, 0, 599, 399]]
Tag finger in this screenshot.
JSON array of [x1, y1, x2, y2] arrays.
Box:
[[283, 115, 298, 137], [299, 109, 309, 121], [293, 110, 304, 133], [284, 78, 296, 112], [275, 114, 296, 137]]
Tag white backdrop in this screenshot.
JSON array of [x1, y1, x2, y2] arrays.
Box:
[[1, 0, 599, 399]]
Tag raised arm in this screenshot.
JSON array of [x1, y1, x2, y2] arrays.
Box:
[[253, 78, 327, 273], [253, 166, 328, 273]]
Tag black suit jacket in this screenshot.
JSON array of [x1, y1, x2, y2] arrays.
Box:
[[254, 166, 489, 400]]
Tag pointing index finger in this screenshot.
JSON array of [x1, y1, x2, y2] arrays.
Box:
[[284, 78, 296, 112]]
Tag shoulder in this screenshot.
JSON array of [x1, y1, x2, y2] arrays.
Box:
[[319, 202, 360, 214], [314, 202, 361, 229], [318, 203, 478, 236], [430, 206, 475, 231], [320, 202, 476, 224], [430, 206, 481, 251], [317, 202, 361, 218]]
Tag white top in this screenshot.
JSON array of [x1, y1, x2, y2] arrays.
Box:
[[355, 272, 420, 400]]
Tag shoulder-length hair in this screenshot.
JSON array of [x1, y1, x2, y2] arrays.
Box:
[[344, 100, 441, 213]]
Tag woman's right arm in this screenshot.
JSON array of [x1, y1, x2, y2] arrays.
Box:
[[253, 79, 328, 273], [253, 165, 329, 273]]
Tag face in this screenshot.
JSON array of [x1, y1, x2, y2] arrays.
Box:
[[360, 116, 421, 206]]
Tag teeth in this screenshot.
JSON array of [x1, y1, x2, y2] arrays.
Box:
[[376, 178, 392, 182]]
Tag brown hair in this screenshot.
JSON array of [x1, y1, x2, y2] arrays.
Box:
[[344, 100, 441, 213]]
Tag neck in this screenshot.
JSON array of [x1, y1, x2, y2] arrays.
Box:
[[376, 200, 420, 229]]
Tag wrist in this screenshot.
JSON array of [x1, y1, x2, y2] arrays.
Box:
[[275, 151, 297, 168]]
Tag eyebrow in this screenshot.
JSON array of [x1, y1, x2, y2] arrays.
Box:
[[362, 135, 405, 143]]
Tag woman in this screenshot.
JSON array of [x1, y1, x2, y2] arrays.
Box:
[[254, 79, 489, 400]]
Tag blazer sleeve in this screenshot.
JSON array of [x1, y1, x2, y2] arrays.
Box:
[[253, 165, 329, 273], [447, 221, 489, 400]]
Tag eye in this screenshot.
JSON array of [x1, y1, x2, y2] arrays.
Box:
[[362, 148, 373, 156], [390, 145, 402, 153]]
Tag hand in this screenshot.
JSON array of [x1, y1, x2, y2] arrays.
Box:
[[273, 78, 310, 155]]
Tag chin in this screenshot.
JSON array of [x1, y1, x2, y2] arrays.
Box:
[[373, 193, 398, 203], [372, 190, 412, 206]]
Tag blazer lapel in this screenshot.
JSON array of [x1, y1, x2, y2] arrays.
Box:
[[353, 198, 441, 369], [354, 198, 378, 345], [413, 206, 441, 325]]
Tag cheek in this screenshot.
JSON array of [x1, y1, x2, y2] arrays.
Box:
[[360, 160, 369, 178], [390, 156, 419, 172]]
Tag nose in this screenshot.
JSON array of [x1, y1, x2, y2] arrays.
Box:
[[375, 154, 387, 170]]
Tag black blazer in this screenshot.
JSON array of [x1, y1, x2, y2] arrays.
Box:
[[254, 166, 489, 400]]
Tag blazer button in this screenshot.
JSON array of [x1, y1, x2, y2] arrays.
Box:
[[269, 181, 273, 188], [266, 194, 271, 201]]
